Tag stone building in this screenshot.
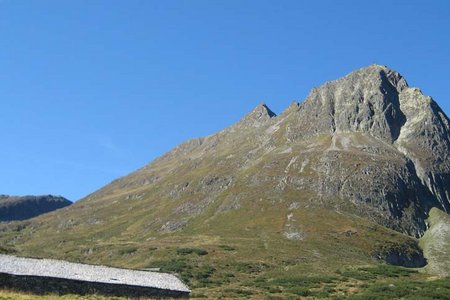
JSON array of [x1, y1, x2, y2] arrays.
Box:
[[0, 254, 190, 298]]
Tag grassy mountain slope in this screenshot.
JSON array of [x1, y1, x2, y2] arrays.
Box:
[[0, 207, 426, 298]]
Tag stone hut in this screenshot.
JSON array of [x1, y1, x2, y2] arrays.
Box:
[[0, 254, 190, 298]]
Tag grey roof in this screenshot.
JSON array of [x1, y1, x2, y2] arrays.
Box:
[[0, 254, 190, 293]]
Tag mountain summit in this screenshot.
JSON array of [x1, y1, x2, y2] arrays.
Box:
[[1, 66, 449, 294]]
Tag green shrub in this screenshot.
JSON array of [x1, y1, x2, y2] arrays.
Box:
[[271, 275, 337, 288], [0, 246, 15, 254], [311, 286, 336, 298], [219, 245, 236, 251], [233, 261, 269, 274], [194, 265, 216, 280], [288, 287, 310, 296], [348, 277, 450, 300], [190, 293, 208, 298], [340, 270, 377, 281], [176, 247, 208, 256], [360, 265, 417, 277], [118, 246, 137, 256], [267, 286, 282, 293], [223, 288, 253, 297], [339, 265, 417, 281], [149, 259, 188, 273]]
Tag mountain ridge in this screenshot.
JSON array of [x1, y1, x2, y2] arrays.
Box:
[[0, 195, 71, 222]]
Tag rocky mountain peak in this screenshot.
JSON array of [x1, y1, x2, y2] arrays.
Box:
[[356, 64, 408, 92], [234, 103, 277, 129], [249, 103, 277, 119], [280, 101, 300, 116], [282, 65, 412, 143]]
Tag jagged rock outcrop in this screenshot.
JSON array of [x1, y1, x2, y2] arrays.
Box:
[[395, 88, 450, 212], [0, 195, 71, 222], [283, 65, 408, 142], [267, 65, 449, 236]]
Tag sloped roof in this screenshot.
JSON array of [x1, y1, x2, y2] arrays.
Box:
[[0, 254, 190, 293]]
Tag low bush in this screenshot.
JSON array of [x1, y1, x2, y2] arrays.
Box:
[[118, 246, 137, 256], [339, 264, 417, 281], [288, 287, 310, 296], [219, 245, 236, 251], [176, 247, 208, 256], [270, 275, 337, 288], [348, 277, 450, 300], [149, 259, 188, 273], [223, 288, 253, 297]]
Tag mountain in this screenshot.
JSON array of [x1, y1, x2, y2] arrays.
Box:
[[67, 64, 447, 237], [0, 195, 71, 222], [1, 65, 449, 298]]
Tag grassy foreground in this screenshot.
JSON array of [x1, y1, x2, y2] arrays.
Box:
[[0, 291, 125, 300], [1, 266, 449, 299], [0, 206, 436, 299]]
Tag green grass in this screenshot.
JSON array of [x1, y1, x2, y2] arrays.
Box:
[[222, 288, 254, 297], [0, 205, 432, 298], [148, 258, 188, 273], [0, 290, 127, 300], [346, 277, 450, 300], [0, 265, 443, 299], [269, 275, 337, 288], [338, 265, 418, 281]]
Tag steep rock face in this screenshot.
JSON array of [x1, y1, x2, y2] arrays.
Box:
[[262, 65, 449, 236], [396, 88, 450, 212], [284, 65, 408, 143], [0, 195, 72, 222]]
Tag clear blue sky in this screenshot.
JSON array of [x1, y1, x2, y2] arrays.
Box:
[[1, 1, 449, 201]]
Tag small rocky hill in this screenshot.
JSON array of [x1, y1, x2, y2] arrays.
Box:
[[0, 195, 71, 222]]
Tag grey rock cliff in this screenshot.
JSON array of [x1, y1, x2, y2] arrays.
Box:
[[273, 65, 449, 235], [284, 65, 408, 142]]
